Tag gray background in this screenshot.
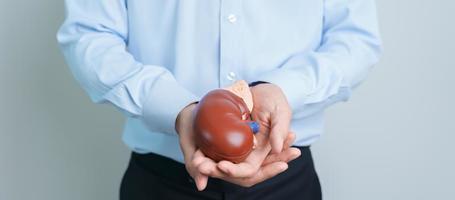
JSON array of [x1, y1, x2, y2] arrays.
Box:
[[1, 0, 454, 199]]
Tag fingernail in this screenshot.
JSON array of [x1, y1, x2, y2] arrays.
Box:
[[281, 163, 289, 171]]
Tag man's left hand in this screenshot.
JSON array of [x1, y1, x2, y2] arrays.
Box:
[[250, 83, 293, 154]]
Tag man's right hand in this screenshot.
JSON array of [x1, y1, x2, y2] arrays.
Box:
[[176, 102, 211, 191]]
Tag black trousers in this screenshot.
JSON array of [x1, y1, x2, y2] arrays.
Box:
[[120, 146, 322, 200]]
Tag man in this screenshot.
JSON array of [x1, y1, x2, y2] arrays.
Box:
[[58, 0, 382, 199]]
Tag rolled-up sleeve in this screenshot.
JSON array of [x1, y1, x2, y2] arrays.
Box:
[[57, 0, 199, 134], [256, 0, 383, 119]]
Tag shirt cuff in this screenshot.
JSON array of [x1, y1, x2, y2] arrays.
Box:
[[248, 81, 270, 87], [142, 73, 199, 135]]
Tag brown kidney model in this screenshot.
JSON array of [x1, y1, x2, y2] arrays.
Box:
[[193, 81, 259, 163]]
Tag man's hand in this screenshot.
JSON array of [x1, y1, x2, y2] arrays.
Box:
[[198, 132, 301, 187], [250, 83, 293, 154], [177, 82, 296, 190], [176, 103, 211, 191], [203, 82, 299, 187], [177, 102, 300, 190]]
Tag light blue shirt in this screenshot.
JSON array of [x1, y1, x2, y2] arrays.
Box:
[[57, 0, 382, 163]]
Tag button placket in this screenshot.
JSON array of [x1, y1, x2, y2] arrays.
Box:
[[219, 0, 243, 87]]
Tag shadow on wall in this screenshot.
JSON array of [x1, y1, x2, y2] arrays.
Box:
[[0, 1, 129, 200]]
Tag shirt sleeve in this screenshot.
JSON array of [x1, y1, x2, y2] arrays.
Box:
[[255, 0, 383, 119], [57, 0, 199, 135]]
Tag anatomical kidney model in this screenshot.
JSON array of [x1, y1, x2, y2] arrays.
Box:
[[193, 80, 259, 163]]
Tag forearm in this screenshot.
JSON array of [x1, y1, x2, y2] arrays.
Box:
[[57, 0, 199, 134], [255, 0, 382, 118]]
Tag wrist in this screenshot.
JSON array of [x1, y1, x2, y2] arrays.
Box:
[[175, 102, 198, 135]]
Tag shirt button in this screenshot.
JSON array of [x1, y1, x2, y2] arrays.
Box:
[[227, 14, 237, 24], [227, 72, 237, 81]]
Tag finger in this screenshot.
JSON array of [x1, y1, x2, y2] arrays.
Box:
[[286, 148, 301, 163], [191, 150, 211, 191], [248, 161, 288, 184], [208, 162, 289, 188], [194, 174, 208, 191], [197, 158, 218, 175], [251, 111, 271, 135], [217, 160, 256, 178], [190, 150, 217, 179], [269, 111, 291, 154], [208, 161, 289, 188], [191, 150, 208, 167], [217, 142, 271, 178], [179, 131, 197, 159], [186, 154, 203, 178], [283, 132, 296, 150], [194, 150, 223, 175], [251, 112, 271, 147], [200, 160, 245, 181], [198, 157, 257, 180], [262, 147, 301, 166], [203, 164, 229, 179], [270, 133, 285, 154]]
